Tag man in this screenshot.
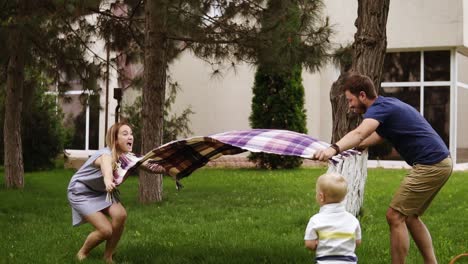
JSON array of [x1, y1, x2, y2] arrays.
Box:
[[314, 73, 452, 264]]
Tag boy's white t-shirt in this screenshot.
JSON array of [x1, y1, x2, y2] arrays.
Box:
[[304, 203, 361, 263]]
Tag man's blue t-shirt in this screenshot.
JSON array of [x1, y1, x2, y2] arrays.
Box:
[[363, 96, 449, 165]]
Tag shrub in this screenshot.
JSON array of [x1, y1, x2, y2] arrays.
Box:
[[249, 64, 306, 169], [22, 93, 67, 171], [248, 1, 318, 169], [0, 70, 67, 171]]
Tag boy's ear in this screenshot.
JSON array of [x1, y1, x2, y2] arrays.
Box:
[[318, 192, 325, 203]]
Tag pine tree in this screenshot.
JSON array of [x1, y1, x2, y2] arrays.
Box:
[[249, 0, 330, 169], [1, 0, 103, 188], [250, 65, 307, 169]]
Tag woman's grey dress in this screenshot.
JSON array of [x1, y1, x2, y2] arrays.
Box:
[[67, 147, 120, 226]]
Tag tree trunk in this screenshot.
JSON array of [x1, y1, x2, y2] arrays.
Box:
[[4, 28, 25, 188], [139, 0, 168, 203], [328, 0, 390, 216]]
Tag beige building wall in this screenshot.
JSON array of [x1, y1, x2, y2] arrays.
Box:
[[59, 0, 468, 169], [168, 55, 254, 136], [383, 0, 468, 150], [465, 0, 468, 47], [94, 0, 468, 160], [325, 0, 465, 50], [166, 0, 468, 144], [167, 0, 360, 142], [168, 53, 342, 142], [386, 0, 464, 49], [462, 0, 468, 150]]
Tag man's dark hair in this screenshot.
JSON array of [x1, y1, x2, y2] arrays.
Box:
[[341, 73, 377, 99]]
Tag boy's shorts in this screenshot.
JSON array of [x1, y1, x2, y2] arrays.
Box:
[[390, 157, 452, 216]]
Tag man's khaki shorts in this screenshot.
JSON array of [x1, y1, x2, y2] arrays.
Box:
[[390, 157, 453, 216]]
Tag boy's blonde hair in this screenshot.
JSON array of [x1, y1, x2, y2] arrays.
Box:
[[316, 173, 348, 203]]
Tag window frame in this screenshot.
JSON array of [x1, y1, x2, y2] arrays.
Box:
[[379, 49, 459, 164], [46, 89, 97, 152]]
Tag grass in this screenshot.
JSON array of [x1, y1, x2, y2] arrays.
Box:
[[0, 166, 467, 264]]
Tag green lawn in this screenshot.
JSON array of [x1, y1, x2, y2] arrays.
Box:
[[0, 166, 467, 264]]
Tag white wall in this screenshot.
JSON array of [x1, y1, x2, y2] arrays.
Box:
[[325, 0, 358, 45], [169, 54, 254, 136], [121, 0, 467, 145], [387, 0, 463, 49], [303, 71, 323, 138], [168, 53, 342, 141], [327, 0, 465, 50], [465, 0, 468, 47], [167, 0, 359, 141]]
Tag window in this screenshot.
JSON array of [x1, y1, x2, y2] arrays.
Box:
[[49, 79, 101, 151], [424, 51, 450, 81], [382, 52, 420, 82], [372, 50, 451, 161], [381, 86, 420, 110], [423, 86, 450, 146]]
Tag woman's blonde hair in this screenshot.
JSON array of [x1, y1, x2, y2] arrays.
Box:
[[105, 122, 131, 167]]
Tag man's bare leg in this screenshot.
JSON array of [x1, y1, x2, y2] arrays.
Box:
[[406, 216, 437, 264], [386, 208, 410, 264]]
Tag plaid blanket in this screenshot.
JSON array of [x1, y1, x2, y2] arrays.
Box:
[[113, 129, 359, 185]]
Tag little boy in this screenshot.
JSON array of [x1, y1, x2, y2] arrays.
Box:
[[304, 173, 362, 263]]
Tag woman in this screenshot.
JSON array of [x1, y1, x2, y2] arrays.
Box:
[[67, 122, 133, 263]]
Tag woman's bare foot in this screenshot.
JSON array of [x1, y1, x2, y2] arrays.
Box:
[[103, 256, 114, 264], [76, 251, 88, 261]]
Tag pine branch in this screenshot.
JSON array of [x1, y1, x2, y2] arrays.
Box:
[[61, 19, 121, 73], [127, 0, 144, 21], [86, 7, 143, 22], [243, 0, 267, 11], [167, 35, 239, 44]]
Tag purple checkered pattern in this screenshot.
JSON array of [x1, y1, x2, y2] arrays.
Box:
[[211, 129, 331, 158], [113, 129, 359, 185]]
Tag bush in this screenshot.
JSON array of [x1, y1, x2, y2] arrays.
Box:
[[249, 64, 306, 169], [248, 1, 314, 169], [0, 70, 67, 171]]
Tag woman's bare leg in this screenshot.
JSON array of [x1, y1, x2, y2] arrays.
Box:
[[77, 212, 113, 260], [103, 203, 127, 263]]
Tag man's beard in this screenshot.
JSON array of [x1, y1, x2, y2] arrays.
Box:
[[350, 101, 367, 114]]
